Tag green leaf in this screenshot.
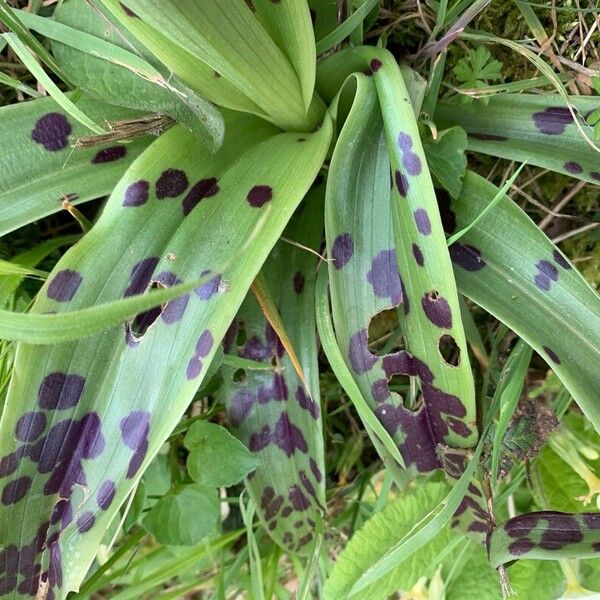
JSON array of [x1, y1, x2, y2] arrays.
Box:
[[0, 93, 148, 237], [185, 420, 259, 487], [102, 0, 322, 131], [142, 483, 219, 545], [0, 110, 332, 597], [422, 126, 468, 199], [436, 94, 600, 184], [446, 540, 565, 600], [42, 0, 224, 150], [324, 482, 455, 600], [221, 188, 327, 554], [449, 171, 600, 434]]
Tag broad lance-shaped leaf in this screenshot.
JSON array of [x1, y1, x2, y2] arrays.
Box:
[[0, 94, 149, 237], [249, 0, 316, 111], [488, 511, 600, 567], [435, 94, 600, 184], [16, 0, 224, 151], [0, 111, 332, 598], [324, 52, 477, 482], [220, 188, 325, 555], [449, 170, 600, 433], [102, 0, 325, 132]]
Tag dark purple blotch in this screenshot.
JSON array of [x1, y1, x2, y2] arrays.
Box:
[[97, 480, 116, 510], [293, 271, 305, 294], [289, 485, 310, 510], [123, 180, 149, 207], [552, 249, 571, 270], [15, 411, 46, 442], [295, 386, 319, 419], [532, 107, 573, 135], [366, 249, 402, 305], [120, 410, 150, 478], [247, 185, 273, 208], [348, 329, 377, 374], [1, 476, 31, 505], [32, 113, 71, 151], [182, 177, 219, 216], [413, 208, 431, 235], [421, 291, 452, 328], [564, 161, 583, 174], [195, 270, 221, 300], [124, 257, 159, 297], [38, 372, 85, 410], [76, 511, 95, 533], [47, 269, 83, 302], [331, 233, 354, 269], [156, 168, 188, 199], [542, 345, 560, 364], [92, 146, 127, 164], [412, 243, 424, 266], [395, 170, 408, 196], [370, 58, 382, 73], [449, 242, 486, 271]]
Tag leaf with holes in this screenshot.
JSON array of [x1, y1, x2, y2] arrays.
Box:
[[324, 48, 477, 485], [220, 187, 326, 555], [0, 109, 331, 598]]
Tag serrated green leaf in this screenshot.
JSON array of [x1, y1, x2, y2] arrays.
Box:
[[142, 483, 219, 545], [324, 483, 455, 600], [185, 420, 259, 487]]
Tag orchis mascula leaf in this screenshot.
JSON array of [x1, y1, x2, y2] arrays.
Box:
[[0, 94, 148, 237], [449, 171, 600, 433], [221, 190, 325, 555], [0, 111, 332, 598], [325, 49, 477, 482], [31, 0, 224, 151], [489, 512, 600, 567], [435, 94, 600, 183], [102, 0, 325, 132]]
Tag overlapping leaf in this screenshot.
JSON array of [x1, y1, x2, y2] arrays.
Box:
[[449, 171, 600, 432], [324, 49, 477, 483], [436, 94, 600, 183], [220, 189, 325, 555], [0, 94, 148, 237], [102, 0, 323, 131], [0, 110, 332, 598]]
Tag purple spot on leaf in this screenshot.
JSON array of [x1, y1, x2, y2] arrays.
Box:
[[156, 168, 188, 199], [348, 329, 377, 374], [532, 107, 573, 135], [38, 373, 85, 410], [449, 242, 486, 271], [32, 113, 71, 151], [414, 208, 431, 235], [331, 233, 353, 269], [182, 177, 219, 216], [47, 269, 82, 302], [92, 146, 127, 164], [421, 291, 452, 328], [247, 185, 273, 207], [123, 180, 149, 207], [366, 249, 402, 305], [15, 412, 46, 442]]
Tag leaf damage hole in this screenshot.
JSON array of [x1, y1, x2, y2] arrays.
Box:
[[438, 334, 460, 366], [367, 308, 401, 356], [233, 368, 246, 384], [128, 281, 165, 339]]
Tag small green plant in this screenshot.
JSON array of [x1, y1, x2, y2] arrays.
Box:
[[0, 1, 599, 599]]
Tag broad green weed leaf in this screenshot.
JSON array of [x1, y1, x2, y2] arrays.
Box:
[[0, 110, 332, 598], [184, 420, 259, 487], [422, 126, 468, 199], [0, 94, 148, 237], [446, 539, 565, 600], [221, 189, 326, 555], [324, 482, 455, 600], [436, 94, 600, 183], [449, 171, 600, 433], [142, 483, 219, 546]]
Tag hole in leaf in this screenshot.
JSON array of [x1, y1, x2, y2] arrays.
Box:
[[438, 334, 460, 366], [236, 321, 247, 347], [387, 373, 410, 396], [233, 368, 246, 383], [129, 282, 164, 338], [367, 309, 401, 356]]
